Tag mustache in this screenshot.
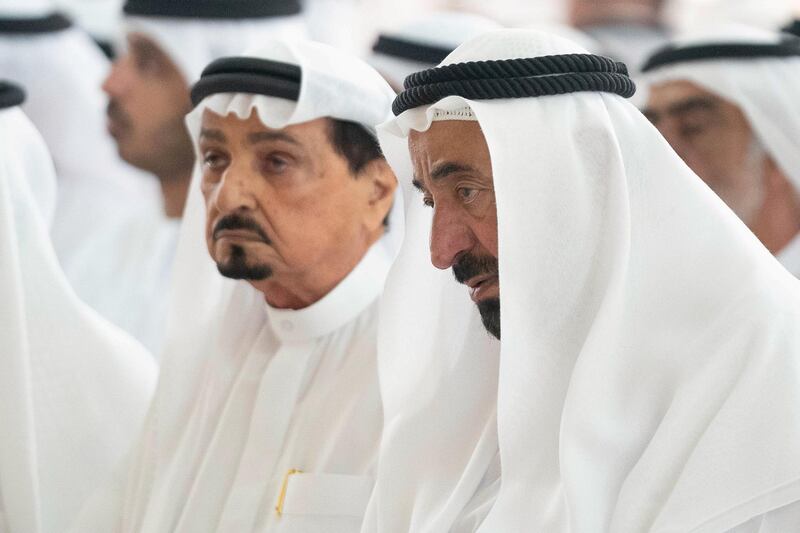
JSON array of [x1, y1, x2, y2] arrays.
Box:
[[212, 213, 271, 244], [106, 100, 131, 128], [452, 253, 498, 285]]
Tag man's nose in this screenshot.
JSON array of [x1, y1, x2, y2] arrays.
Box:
[[429, 206, 475, 270], [213, 165, 258, 214], [102, 57, 129, 97]]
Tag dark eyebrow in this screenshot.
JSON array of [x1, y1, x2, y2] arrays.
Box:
[[199, 128, 226, 143], [129, 35, 168, 62], [667, 96, 718, 118], [430, 162, 475, 182], [643, 96, 717, 125], [411, 178, 425, 192], [247, 131, 300, 146], [641, 107, 659, 124]]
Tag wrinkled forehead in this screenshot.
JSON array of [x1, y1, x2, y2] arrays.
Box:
[[644, 78, 745, 121], [198, 107, 332, 149], [407, 120, 492, 185]]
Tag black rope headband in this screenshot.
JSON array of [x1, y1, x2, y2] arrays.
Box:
[[0, 13, 71, 34], [190, 57, 301, 107], [641, 37, 800, 72], [392, 54, 636, 116], [372, 35, 453, 65], [784, 20, 800, 38], [0, 81, 25, 110], [123, 0, 301, 19]]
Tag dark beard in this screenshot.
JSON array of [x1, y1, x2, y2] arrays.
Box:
[[217, 244, 273, 281], [452, 253, 501, 339], [477, 298, 501, 340]]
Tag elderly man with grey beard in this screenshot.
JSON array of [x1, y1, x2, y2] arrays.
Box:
[[641, 26, 800, 278]]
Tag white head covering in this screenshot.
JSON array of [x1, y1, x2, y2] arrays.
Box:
[[368, 28, 800, 532], [124, 13, 307, 85], [0, 89, 156, 533], [120, 39, 401, 528], [640, 25, 800, 194], [369, 12, 501, 90], [0, 0, 51, 17]]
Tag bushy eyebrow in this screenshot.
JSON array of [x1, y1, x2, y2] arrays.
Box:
[[411, 161, 476, 193], [247, 131, 300, 146], [199, 128, 226, 143], [643, 96, 718, 124], [431, 162, 475, 182]]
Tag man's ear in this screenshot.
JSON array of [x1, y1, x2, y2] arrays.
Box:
[[361, 158, 397, 231]]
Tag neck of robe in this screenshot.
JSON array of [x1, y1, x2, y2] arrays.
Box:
[[264, 237, 392, 343]]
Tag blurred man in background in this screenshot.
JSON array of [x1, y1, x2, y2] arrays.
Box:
[[642, 27, 800, 277]]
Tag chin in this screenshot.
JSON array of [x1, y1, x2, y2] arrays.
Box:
[[477, 298, 501, 340], [216, 244, 273, 281]]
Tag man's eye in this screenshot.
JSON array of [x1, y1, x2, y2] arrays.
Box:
[[203, 152, 227, 170], [457, 187, 479, 204], [422, 196, 434, 208], [263, 156, 289, 174], [680, 123, 706, 137], [133, 53, 161, 75]]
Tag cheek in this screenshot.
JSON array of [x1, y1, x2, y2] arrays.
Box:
[[268, 186, 360, 261], [473, 218, 499, 258], [469, 193, 499, 257]]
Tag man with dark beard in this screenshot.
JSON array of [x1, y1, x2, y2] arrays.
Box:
[[363, 29, 800, 532], [99, 41, 400, 533]]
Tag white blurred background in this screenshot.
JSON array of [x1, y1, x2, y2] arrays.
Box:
[[51, 0, 800, 56]]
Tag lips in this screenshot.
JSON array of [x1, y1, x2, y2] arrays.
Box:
[[467, 274, 499, 303], [106, 101, 130, 138], [214, 228, 267, 243]]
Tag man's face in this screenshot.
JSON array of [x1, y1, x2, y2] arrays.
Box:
[[644, 80, 767, 225], [102, 33, 193, 176], [199, 109, 395, 309], [408, 120, 500, 339]]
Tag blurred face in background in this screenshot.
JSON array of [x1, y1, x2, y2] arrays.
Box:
[[644, 80, 768, 226], [102, 33, 194, 178]]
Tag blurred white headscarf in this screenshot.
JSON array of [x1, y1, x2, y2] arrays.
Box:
[[368, 11, 501, 90], [122, 0, 307, 84], [0, 83, 156, 533]]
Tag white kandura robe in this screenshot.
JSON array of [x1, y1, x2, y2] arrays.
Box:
[[121, 241, 391, 533], [59, 212, 180, 355]]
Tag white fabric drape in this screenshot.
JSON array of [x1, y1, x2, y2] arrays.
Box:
[[369, 28, 800, 532], [0, 105, 156, 533]]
